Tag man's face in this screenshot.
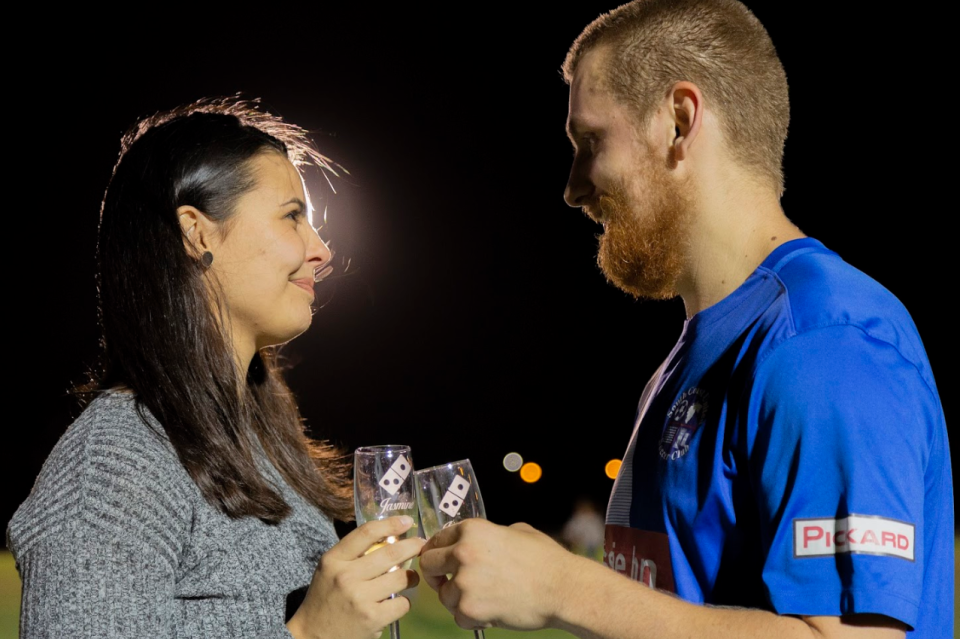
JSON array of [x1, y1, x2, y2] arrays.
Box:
[[564, 48, 693, 300]]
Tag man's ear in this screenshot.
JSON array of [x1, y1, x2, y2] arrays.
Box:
[[176, 205, 215, 256], [667, 81, 703, 163]]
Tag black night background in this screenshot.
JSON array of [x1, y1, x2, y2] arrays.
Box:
[[7, 2, 952, 543]]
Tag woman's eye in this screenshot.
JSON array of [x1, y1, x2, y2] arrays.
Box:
[[286, 210, 302, 222]]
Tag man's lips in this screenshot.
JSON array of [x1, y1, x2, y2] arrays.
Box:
[[584, 204, 605, 224]]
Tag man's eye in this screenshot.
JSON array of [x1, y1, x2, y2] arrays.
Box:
[[574, 136, 598, 156]]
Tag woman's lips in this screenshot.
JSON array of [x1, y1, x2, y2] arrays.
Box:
[[291, 279, 315, 298]]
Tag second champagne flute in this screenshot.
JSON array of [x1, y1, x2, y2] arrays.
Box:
[[414, 459, 486, 639]]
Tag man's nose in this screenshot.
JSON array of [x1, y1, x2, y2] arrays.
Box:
[[564, 158, 592, 208]]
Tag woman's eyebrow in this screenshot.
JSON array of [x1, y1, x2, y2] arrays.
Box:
[[280, 197, 306, 211]]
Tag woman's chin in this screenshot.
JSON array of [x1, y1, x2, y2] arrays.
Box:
[[259, 322, 313, 350]]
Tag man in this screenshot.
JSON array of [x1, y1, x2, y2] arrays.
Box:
[[418, 1, 953, 637]]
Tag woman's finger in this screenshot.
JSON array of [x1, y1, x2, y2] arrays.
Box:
[[376, 593, 413, 625], [326, 516, 417, 559], [355, 537, 425, 579], [369, 567, 421, 601]]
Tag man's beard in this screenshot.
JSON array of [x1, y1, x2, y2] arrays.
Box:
[[595, 158, 693, 300]]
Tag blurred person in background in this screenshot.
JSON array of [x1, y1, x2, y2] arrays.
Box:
[[561, 499, 605, 560]]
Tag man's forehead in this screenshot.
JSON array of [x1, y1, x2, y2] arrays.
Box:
[[571, 46, 610, 97], [567, 47, 623, 136]]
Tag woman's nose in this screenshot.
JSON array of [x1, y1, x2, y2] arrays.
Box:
[[305, 224, 333, 274]]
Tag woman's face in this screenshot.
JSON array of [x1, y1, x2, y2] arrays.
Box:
[[204, 152, 332, 361]]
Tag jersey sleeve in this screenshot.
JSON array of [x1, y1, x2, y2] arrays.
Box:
[[745, 325, 938, 628], [9, 418, 191, 638]]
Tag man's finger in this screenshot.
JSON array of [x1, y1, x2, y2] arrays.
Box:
[[423, 571, 448, 592], [421, 519, 467, 552], [509, 522, 537, 533], [419, 545, 461, 589], [454, 611, 490, 632], [438, 579, 492, 629], [437, 575, 463, 612]]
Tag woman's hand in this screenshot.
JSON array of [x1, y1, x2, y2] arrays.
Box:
[[286, 515, 425, 639]]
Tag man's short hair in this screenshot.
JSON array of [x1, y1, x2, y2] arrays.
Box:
[[563, 0, 789, 194]]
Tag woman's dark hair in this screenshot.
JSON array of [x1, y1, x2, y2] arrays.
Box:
[[90, 96, 353, 524]]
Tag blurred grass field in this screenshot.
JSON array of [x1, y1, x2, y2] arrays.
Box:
[[2, 545, 958, 639], [0, 553, 16, 639]]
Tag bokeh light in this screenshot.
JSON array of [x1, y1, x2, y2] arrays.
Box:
[[520, 462, 542, 483], [605, 459, 622, 479], [503, 452, 523, 472]]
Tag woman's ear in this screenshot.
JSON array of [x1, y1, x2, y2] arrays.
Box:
[[177, 205, 213, 255]]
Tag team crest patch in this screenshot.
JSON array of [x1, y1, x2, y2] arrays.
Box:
[[659, 387, 709, 461]]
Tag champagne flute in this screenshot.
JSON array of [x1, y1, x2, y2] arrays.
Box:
[[354, 445, 420, 639], [414, 459, 486, 639]]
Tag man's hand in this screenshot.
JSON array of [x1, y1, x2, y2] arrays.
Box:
[[418, 518, 581, 631]]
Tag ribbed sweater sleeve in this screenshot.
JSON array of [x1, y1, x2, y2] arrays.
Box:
[[9, 399, 190, 638]]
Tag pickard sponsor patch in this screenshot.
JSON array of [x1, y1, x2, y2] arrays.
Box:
[[603, 525, 676, 592], [793, 515, 915, 561], [658, 387, 709, 461]]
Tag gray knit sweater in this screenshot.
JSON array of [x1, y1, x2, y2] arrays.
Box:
[[7, 391, 340, 638]]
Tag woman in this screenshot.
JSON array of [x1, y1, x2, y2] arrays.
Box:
[[6, 97, 423, 638]]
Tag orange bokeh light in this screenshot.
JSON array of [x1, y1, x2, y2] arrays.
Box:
[[605, 459, 622, 479], [520, 462, 543, 483]]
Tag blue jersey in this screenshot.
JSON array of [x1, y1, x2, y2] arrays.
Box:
[[604, 238, 952, 637]]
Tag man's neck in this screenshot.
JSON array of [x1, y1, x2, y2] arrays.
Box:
[[676, 179, 804, 319]]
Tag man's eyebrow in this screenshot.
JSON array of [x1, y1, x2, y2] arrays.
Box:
[[566, 118, 597, 144]]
